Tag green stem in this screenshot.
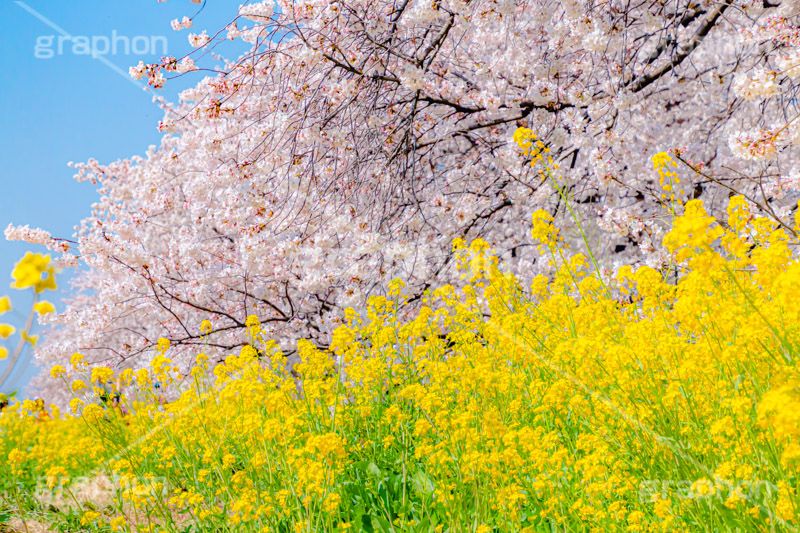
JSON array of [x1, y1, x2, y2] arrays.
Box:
[[544, 167, 611, 296]]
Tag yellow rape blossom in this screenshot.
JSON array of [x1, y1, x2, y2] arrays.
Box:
[[69, 398, 84, 414], [10, 252, 57, 293], [33, 300, 55, 315], [69, 352, 87, 372], [4, 195, 800, 532], [0, 324, 14, 338], [50, 365, 66, 379], [90, 366, 114, 384], [157, 336, 171, 354]]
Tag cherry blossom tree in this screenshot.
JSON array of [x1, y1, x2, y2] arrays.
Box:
[[11, 0, 800, 394]]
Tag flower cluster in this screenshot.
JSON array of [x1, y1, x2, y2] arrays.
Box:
[[170, 16, 193, 31], [0, 252, 58, 389], [3, 195, 800, 531]]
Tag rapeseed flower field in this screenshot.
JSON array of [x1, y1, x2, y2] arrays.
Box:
[[2, 178, 800, 531]]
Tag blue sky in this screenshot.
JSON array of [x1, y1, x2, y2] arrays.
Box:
[[0, 1, 246, 395]]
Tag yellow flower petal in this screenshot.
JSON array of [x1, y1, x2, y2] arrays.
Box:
[[69, 398, 84, 414], [36, 270, 57, 293], [21, 331, 38, 345], [33, 301, 55, 315], [10, 253, 57, 293], [0, 347, 7, 359], [0, 296, 10, 314], [11, 253, 48, 289], [0, 324, 15, 339]]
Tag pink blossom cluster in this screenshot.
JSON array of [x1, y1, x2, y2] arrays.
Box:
[[171, 16, 193, 31], [187, 30, 210, 48], [4, 224, 69, 254]]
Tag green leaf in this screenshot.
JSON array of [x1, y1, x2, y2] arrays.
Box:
[[375, 515, 393, 533], [359, 511, 374, 533], [378, 480, 392, 511], [412, 471, 435, 495], [367, 462, 382, 477], [414, 518, 431, 532]]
